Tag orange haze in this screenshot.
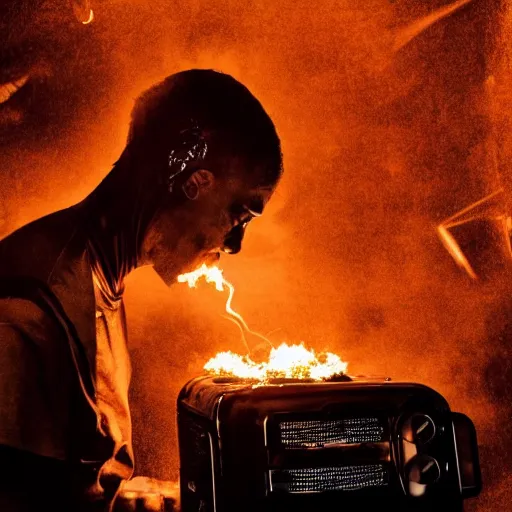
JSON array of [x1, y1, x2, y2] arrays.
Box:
[[2, 1, 512, 509]]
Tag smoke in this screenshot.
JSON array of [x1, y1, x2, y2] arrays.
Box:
[[2, 0, 511, 508]]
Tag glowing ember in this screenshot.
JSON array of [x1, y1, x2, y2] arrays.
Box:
[[204, 343, 348, 381]]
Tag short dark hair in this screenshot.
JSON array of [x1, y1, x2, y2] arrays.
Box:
[[127, 69, 283, 187]]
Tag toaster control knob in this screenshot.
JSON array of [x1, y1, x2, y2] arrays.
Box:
[[408, 455, 441, 486], [403, 413, 436, 444]]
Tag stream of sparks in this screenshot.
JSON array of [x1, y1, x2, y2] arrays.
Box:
[[177, 264, 272, 354]]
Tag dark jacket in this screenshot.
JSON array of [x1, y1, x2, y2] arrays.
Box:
[[0, 205, 132, 510]]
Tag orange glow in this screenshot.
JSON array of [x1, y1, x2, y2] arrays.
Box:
[[204, 342, 348, 381], [4, 0, 509, 498]]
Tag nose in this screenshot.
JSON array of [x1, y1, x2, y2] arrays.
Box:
[[222, 224, 246, 255]]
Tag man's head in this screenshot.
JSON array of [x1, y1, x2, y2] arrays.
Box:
[[122, 69, 283, 285]]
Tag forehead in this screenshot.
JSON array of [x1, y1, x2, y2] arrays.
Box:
[[228, 181, 275, 213]]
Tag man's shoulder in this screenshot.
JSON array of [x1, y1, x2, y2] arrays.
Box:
[[0, 206, 86, 283]]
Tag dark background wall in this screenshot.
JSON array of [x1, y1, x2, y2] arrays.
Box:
[[1, 1, 511, 509]]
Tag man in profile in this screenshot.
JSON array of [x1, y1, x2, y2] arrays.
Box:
[[0, 69, 283, 511]]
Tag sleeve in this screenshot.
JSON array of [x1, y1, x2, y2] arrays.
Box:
[[0, 302, 74, 461], [0, 443, 73, 512]]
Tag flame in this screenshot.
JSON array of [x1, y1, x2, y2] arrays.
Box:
[[204, 342, 348, 381], [177, 264, 225, 291], [177, 265, 349, 381]]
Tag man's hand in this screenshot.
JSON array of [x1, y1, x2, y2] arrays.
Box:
[[114, 477, 180, 512]]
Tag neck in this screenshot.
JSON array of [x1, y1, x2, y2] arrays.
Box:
[[81, 158, 149, 304]]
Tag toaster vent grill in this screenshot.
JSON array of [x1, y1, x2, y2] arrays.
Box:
[[279, 417, 384, 449]]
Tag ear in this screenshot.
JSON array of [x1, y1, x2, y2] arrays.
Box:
[[182, 169, 215, 200]]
